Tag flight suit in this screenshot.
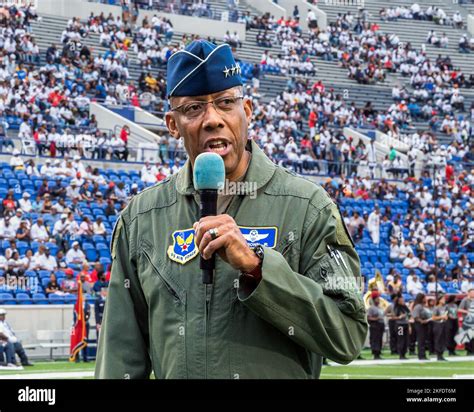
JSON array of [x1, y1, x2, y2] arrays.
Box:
[[95, 140, 368, 379]]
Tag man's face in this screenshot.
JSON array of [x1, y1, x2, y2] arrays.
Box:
[[165, 86, 253, 180]]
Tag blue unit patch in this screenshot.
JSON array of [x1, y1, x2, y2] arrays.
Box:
[[167, 228, 199, 264], [239, 226, 278, 248]]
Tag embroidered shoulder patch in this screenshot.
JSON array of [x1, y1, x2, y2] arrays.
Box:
[[167, 228, 199, 264], [239, 226, 278, 248]]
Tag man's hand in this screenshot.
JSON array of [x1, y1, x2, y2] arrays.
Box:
[[193, 214, 260, 273]]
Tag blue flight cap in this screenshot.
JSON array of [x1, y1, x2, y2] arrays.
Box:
[[166, 40, 243, 97]]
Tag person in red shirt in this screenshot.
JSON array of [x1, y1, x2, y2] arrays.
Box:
[[77, 262, 94, 283], [120, 125, 130, 145], [446, 163, 454, 182], [156, 167, 167, 182], [308, 109, 317, 131], [89, 262, 110, 283], [312, 80, 325, 93], [48, 88, 64, 107]]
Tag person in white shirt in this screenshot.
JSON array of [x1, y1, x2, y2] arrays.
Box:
[[30, 217, 49, 243], [77, 217, 93, 237], [10, 150, 24, 170], [407, 273, 424, 296], [436, 244, 450, 265], [368, 208, 381, 244], [65, 241, 86, 265], [8, 208, 22, 231], [389, 238, 401, 260], [66, 180, 81, 199], [0, 255, 8, 271], [0, 309, 33, 366], [93, 217, 106, 236], [36, 247, 58, 272], [399, 239, 414, 260], [426, 275, 445, 294], [403, 252, 420, 269], [40, 159, 54, 177], [438, 193, 452, 211], [18, 192, 32, 213], [0, 219, 16, 241]]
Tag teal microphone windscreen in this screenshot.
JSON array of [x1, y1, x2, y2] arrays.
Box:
[[193, 152, 225, 190]]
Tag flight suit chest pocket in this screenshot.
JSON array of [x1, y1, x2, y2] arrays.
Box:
[[140, 239, 186, 307]]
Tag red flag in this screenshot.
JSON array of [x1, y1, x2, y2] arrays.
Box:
[[69, 280, 87, 361]]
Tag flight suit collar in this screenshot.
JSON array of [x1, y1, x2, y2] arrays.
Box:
[[175, 140, 276, 196]]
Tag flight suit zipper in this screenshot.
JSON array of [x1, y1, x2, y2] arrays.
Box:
[[204, 284, 211, 379]]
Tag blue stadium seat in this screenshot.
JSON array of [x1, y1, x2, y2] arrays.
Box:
[[48, 294, 65, 304], [38, 270, 52, 279], [32, 293, 49, 304], [64, 295, 77, 304], [0, 292, 16, 304], [86, 249, 97, 262], [99, 257, 111, 267], [16, 292, 33, 305], [25, 270, 37, 278]]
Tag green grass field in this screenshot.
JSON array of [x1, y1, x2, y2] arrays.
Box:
[[0, 349, 472, 379]]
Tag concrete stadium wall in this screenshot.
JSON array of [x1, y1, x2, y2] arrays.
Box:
[[36, 0, 246, 40], [90, 102, 160, 149], [344, 127, 412, 178], [468, 15, 474, 37], [90, 103, 163, 162], [134, 107, 166, 131], [250, 0, 287, 19]]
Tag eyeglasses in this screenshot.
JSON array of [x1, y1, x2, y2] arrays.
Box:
[[171, 95, 244, 119]]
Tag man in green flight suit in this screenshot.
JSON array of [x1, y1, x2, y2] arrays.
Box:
[[95, 40, 367, 379]]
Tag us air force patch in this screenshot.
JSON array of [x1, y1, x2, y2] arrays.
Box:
[[167, 228, 198, 264], [239, 226, 278, 248]]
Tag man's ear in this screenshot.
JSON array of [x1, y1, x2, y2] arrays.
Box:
[[243, 97, 253, 125], [165, 111, 180, 139]]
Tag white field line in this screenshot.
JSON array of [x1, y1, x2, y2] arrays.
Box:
[[322, 373, 474, 379], [0, 371, 94, 379], [328, 356, 474, 366]]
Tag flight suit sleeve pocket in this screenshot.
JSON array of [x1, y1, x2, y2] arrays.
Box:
[[275, 229, 300, 270], [305, 251, 366, 323]]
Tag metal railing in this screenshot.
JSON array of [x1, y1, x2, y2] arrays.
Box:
[[2, 136, 472, 181], [87, 0, 242, 22]]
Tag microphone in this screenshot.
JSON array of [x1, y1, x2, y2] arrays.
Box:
[[193, 152, 225, 284]]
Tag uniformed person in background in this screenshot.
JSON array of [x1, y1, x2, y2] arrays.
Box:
[[367, 293, 385, 359], [458, 287, 474, 355], [94, 287, 107, 344], [95, 40, 367, 379], [412, 293, 431, 360], [393, 294, 410, 360], [426, 297, 436, 355], [445, 295, 459, 356], [432, 294, 448, 361], [384, 296, 398, 355]]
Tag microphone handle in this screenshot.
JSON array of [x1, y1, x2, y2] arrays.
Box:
[[199, 189, 218, 284]]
